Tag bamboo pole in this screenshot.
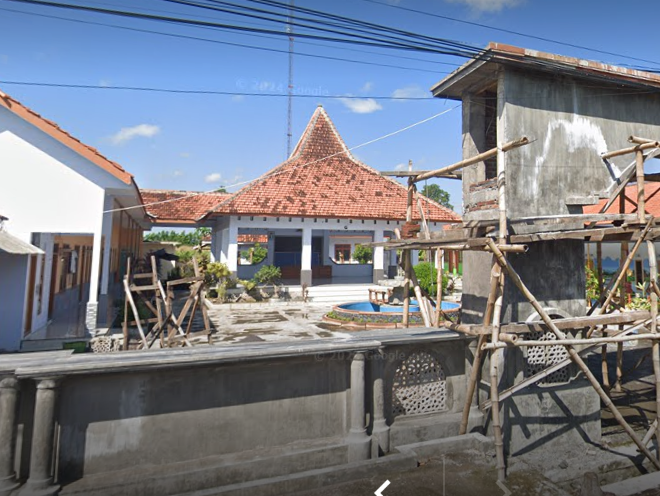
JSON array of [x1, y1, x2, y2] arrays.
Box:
[[412, 137, 529, 183], [615, 197, 629, 392], [630, 136, 658, 145], [123, 278, 148, 349], [649, 240, 660, 458], [637, 149, 646, 224], [601, 141, 660, 159], [435, 248, 443, 326], [458, 262, 500, 435], [487, 238, 660, 471], [402, 251, 411, 328], [122, 257, 131, 351], [597, 242, 604, 296], [490, 270, 507, 481]]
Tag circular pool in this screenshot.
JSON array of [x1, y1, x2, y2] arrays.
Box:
[[324, 300, 460, 328]]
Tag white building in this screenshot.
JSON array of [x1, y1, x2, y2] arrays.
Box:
[[0, 89, 150, 351], [199, 106, 461, 285]]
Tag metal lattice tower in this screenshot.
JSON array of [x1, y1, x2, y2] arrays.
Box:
[[286, 0, 294, 158]]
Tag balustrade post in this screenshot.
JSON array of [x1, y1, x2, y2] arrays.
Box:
[[347, 352, 370, 462], [18, 377, 61, 496], [0, 377, 20, 496]]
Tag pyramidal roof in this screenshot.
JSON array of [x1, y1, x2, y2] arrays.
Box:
[[207, 106, 460, 223]]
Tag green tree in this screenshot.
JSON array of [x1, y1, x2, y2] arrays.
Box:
[[421, 184, 453, 210], [352, 244, 373, 264]]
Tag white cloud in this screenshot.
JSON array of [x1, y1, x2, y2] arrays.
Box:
[[99, 79, 112, 87], [231, 95, 245, 103], [445, 0, 523, 12], [179, 152, 191, 158], [394, 163, 408, 171], [204, 172, 222, 183], [340, 97, 383, 114], [392, 85, 430, 100], [360, 82, 374, 93], [109, 124, 160, 145], [173, 170, 184, 177]]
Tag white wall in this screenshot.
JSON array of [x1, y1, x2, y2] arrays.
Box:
[[0, 106, 125, 243], [0, 253, 29, 351]]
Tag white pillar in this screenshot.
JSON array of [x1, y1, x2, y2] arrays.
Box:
[[99, 195, 114, 297], [209, 227, 217, 262], [411, 249, 419, 266], [227, 223, 238, 274], [0, 377, 20, 496], [86, 192, 104, 332], [301, 227, 312, 286], [219, 228, 228, 265], [373, 229, 384, 284]]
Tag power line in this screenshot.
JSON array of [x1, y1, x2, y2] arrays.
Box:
[[104, 104, 461, 214], [360, 0, 660, 69], [4, 0, 480, 56], [0, 79, 440, 99], [0, 7, 450, 74]]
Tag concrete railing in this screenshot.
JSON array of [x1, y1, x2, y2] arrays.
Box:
[[0, 329, 476, 496]]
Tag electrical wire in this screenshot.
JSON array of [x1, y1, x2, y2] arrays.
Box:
[[104, 104, 461, 214], [360, 0, 660, 69], [0, 79, 443, 98]]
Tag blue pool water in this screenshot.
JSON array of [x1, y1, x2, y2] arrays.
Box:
[[338, 300, 460, 313]]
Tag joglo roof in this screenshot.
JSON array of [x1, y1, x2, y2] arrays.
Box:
[[204, 106, 460, 223]]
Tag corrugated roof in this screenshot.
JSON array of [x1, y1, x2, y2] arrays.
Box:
[[0, 231, 44, 255]]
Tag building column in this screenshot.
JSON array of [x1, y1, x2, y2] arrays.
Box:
[[411, 249, 419, 266], [86, 194, 105, 333], [219, 229, 228, 265], [372, 229, 385, 284], [347, 352, 370, 462], [388, 245, 398, 279], [300, 227, 312, 287], [97, 195, 114, 331], [226, 223, 238, 277], [0, 377, 20, 496], [371, 354, 389, 458], [18, 378, 61, 496]]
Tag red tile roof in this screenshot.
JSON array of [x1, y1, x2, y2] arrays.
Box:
[[239, 234, 268, 243], [141, 189, 231, 224], [584, 183, 660, 216], [0, 90, 133, 185], [206, 106, 461, 223]]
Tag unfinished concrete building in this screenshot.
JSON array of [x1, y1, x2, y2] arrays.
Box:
[[380, 42, 660, 480]]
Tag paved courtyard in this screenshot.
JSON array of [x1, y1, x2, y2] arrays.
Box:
[[205, 302, 354, 344]]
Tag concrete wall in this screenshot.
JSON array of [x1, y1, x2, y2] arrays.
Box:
[[1, 331, 487, 496], [503, 69, 660, 219], [0, 253, 29, 351]]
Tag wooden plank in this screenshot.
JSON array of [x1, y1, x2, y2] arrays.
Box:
[[449, 310, 650, 335], [166, 276, 204, 287]]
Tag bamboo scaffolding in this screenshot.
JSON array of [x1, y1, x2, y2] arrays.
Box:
[[649, 240, 660, 459], [480, 321, 654, 410], [487, 239, 660, 470]]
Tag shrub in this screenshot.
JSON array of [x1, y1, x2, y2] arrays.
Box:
[[205, 261, 231, 286], [352, 244, 373, 264], [413, 262, 448, 296], [240, 243, 268, 265], [254, 265, 282, 285]]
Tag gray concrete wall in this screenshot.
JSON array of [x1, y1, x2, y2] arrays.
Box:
[[2, 331, 483, 496], [502, 69, 660, 219], [0, 253, 28, 351]]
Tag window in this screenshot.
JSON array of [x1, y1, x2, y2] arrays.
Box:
[[335, 244, 351, 263]]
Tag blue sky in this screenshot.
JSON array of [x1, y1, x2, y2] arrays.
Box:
[[1, 0, 659, 212]]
